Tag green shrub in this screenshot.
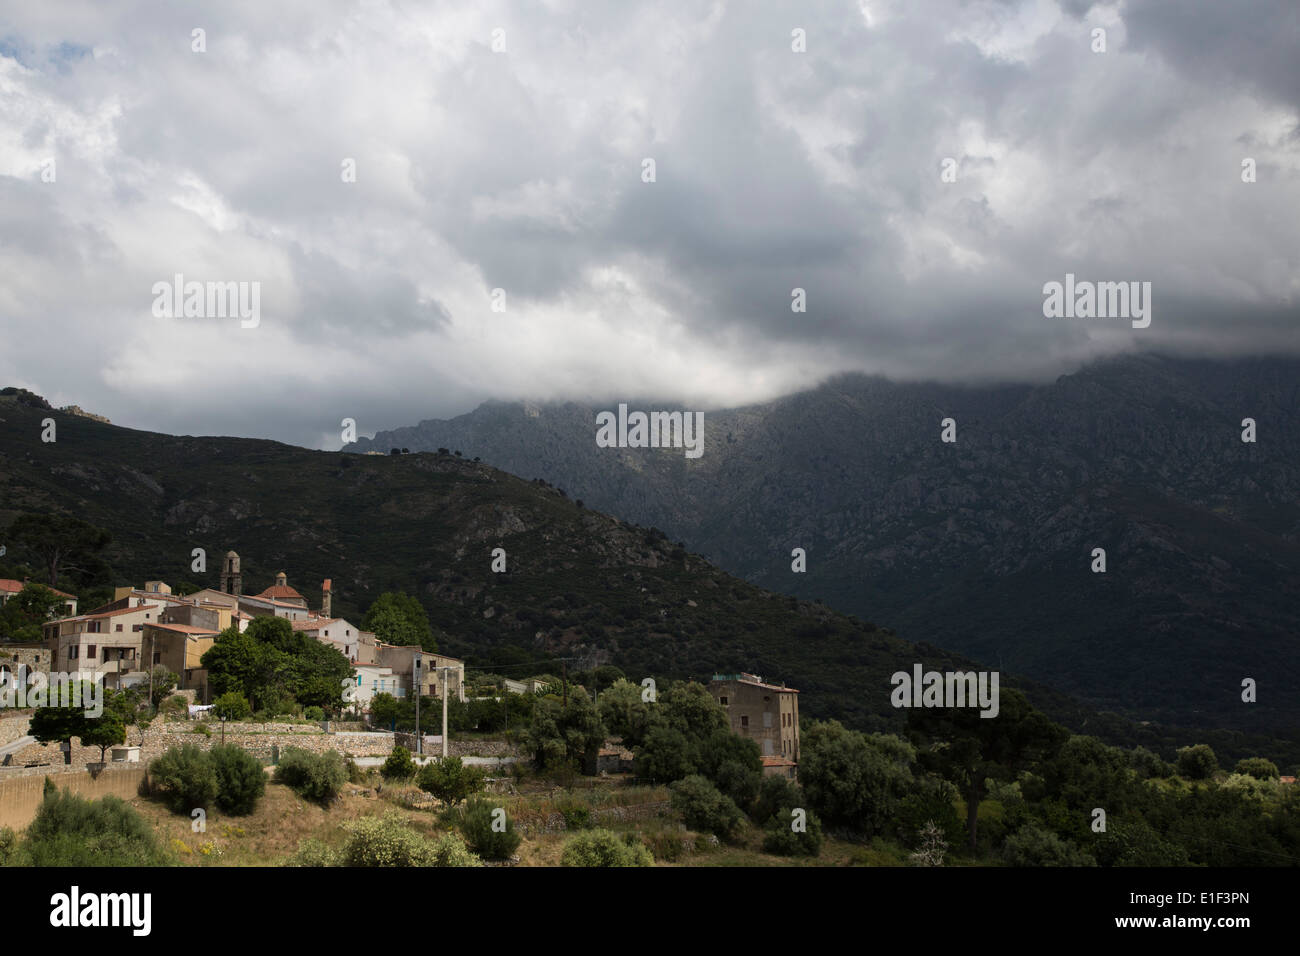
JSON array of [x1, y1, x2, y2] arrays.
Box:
[[274, 747, 347, 804], [160, 695, 188, 716], [0, 826, 28, 866], [458, 797, 522, 860], [559, 804, 592, 830], [1002, 824, 1096, 867], [381, 745, 417, 782], [429, 831, 484, 867], [209, 745, 267, 815], [416, 756, 485, 807], [640, 828, 685, 862], [346, 757, 370, 785], [337, 812, 482, 867], [561, 829, 654, 867], [1094, 819, 1191, 866], [193, 722, 212, 738], [25, 789, 171, 866], [670, 774, 744, 839], [284, 838, 339, 867], [149, 744, 218, 815], [761, 807, 824, 857], [303, 706, 325, 721], [212, 691, 250, 722], [750, 774, 801, 824]]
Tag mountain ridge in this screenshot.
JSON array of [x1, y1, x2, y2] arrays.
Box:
[[351, 353, 1300, 735]]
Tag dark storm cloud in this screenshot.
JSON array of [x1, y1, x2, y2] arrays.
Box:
[[0, 0, 1294, 448]]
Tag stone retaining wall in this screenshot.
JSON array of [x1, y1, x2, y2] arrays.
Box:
[[0, 714, 31, 747], [0, 766, 149, 830]]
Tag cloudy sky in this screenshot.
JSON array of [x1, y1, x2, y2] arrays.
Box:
[[1, 0, 1296, 449]]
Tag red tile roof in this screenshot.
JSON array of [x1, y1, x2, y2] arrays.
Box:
[[0, 579, 77, 599], [760, 756, 796, 767], [256, 585, 305, 600], [291, 617, 340, 631]]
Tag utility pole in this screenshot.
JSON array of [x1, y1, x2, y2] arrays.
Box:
[[147, 631, 156, 714], [441, 667, 449, 759], [413, 654, 422, 756]]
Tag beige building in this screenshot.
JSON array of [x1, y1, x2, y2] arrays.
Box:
[[42, 603, 163, 686], [143, 623, 219, 692], [708, 672, 800, 778], [375, 643, 465, 702]]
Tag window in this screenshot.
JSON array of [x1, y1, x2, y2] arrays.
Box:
[[69, 646, 79, 660], [719, 696, 728, 705], [132, 624, 143, 632], [153, 653, 161, 665], [116, 624, 123, 632], [763, 711, 772, 728], [87, 644, 97, 657], [740, 715, 749, 729]]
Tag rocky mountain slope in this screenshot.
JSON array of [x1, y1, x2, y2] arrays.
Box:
[[353, 355, 1300, 735]]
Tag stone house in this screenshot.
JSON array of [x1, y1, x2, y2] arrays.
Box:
[[708, 672, 801, 776]]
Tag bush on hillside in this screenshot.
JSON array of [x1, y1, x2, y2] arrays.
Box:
[[25, 789, 171, 866], [149, 744, 218, 815], [274, 748, 347, 804], [381, 745, 417, 782], [761, 807, 824, 857], [209, 745, 267, 815], [458, 797, 522, 860], [670, 775, 743, 839], [560, 829, 653, 867]]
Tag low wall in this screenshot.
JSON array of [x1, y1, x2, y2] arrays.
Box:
[[0, 766, 149, 830]]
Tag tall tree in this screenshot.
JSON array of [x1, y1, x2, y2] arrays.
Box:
[[4, 514, 110, 588], [908, 688, 1067, 851], [0, 583, 68, 642], [362, 592, 436, 651]]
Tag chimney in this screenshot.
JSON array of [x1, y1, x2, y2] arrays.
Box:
[[322, 579, 332, 617]]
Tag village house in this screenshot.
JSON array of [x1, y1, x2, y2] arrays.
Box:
[[292, 616, 377, 664], [42, 603, 161, 687], [0, 579, 78, 617], [708, 672, 800, 779], [374, 643, 466, 702], [351, 663, 403, 712]]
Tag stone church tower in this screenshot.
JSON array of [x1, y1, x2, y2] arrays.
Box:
[[220, 550, 242, 595]]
